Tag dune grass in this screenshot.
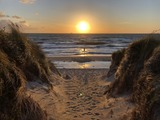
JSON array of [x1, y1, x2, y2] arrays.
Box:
[[106, 35, 160, 120], [107, 36, 160, 95], [131, 47, 160, 120], [106, 48, 125, 78], [0, 26, 60, 119], [0, 50, 47, 120], [0, 26, 60, 85]]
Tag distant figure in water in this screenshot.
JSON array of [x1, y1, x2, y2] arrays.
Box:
[[83, 48, 86, 52], [81, 48, 86, 55]]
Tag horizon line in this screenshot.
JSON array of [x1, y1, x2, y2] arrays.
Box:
[[23, 32, 159, 34]]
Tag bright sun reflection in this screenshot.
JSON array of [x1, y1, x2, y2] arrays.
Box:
[[79, 48, 88, 56], [80, 64, 90, 69], [76, 21, 90, 33], [80, 48, 87, 53]]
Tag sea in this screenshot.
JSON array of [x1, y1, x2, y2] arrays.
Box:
[[27, 34, 147, 69]]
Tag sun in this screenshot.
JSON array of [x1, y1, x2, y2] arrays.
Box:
[[76, 21, 90, 33]]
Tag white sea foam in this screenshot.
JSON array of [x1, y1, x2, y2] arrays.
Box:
[[27, 34, 145, 68]]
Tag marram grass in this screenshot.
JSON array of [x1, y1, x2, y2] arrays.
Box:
[[106, 35, 160, 120], [0, 26, 60, 120]]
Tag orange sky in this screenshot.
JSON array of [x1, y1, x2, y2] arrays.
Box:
[[0, 0, 160, 33]]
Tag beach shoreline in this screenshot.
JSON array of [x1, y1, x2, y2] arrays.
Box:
[[49, 55, 111, 69], [1, 24, 160, 120], [48, 55, 111, 62]]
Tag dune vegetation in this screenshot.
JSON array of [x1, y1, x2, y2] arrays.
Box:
[[105, 35, 160, 120], [132, 47, 160, 120], [106, 48, 125, 78], [0, 25, 60, 120]]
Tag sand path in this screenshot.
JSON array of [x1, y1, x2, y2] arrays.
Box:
[[27, 69, 134, 120], [58, 69, 109, 120]]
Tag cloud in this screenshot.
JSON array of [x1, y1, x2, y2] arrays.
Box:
[[0, 19, 30, 33], [35, 12, 39, 16], [0, 11, 10, 18], [20, 0, 36, 4], [19, 20, 26, 24], [0, 20, 10, 27], [119, 21, 132, 25], [19, 20, 30, 27], [12, 15, 21, 19], [0, 20, 13, 32], [0, 12, 6, 17], [0, 11, 30, 30]]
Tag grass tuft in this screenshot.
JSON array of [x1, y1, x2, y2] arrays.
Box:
[[106, 35, 160, 119], [0, 25, 60, 85], [131, 47, 160, 120], [107, 48, 125, 78], [107, 36, 160, 95], [0, 25, 60, 119]]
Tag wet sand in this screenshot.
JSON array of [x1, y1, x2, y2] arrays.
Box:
[[48, 55, 111, 62]]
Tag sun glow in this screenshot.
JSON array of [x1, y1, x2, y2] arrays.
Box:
[[76, 21, 90, 33]]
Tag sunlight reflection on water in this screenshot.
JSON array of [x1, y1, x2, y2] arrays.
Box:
[[80, 63, 90, 69], [80, 48, 88, 56], [53, 61, 111, 69]]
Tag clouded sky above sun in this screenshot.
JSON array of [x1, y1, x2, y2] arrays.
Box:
[[0, 0, 160, 33]]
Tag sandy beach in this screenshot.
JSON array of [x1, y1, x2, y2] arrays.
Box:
[[0, 28, 134, 120], [1, 20, 160, 120], [27, 68, 134, 120]]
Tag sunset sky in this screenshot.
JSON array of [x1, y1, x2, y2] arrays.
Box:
[[0, 0, 160, 33]]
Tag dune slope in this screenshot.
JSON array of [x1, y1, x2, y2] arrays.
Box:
[[0, 26, 61, 120], [105, 36, 160, 120]]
